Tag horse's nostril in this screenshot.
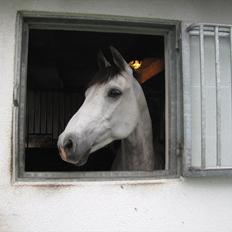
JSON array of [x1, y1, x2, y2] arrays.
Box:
[[64, 139, 73, 150]]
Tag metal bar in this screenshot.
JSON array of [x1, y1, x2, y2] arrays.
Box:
[[18, 22, 29, 177], [181, 23, 193, 175], [187, 23, 232, 31], [196, 166, 232, 170], [33, 91, 36, 134], [51, 91, 54, 140], [230, 27, 232, 166], [45, 92, 48, 133], [63, 92, 66, 132], [199, 25, 206, 168], [26, 91, 29, 148], [189, 166, 232, 171], [189, 31, 229, 37], [215, 26, 222, 167], [39, 91, 42, 134], [28, 133, 52, 135]]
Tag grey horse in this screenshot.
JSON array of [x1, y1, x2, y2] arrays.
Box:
[[57, 47, 154, 171]]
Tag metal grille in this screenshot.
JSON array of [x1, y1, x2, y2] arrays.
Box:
[[26, 90, 83, 148], [184, 23, 232, 175]]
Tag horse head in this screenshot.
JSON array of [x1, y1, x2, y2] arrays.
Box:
[[57, 47, 146, 166]]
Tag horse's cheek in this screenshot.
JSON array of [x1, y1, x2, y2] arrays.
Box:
[[110, 119, 133, 139], [109, 103, 137, 139]]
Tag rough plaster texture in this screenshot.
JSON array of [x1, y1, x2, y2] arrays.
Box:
[[1, 0, 232, 231]]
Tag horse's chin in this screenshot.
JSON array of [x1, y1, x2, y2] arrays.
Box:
[[74, 155, 89, 166], [60, 149, 91, 166]]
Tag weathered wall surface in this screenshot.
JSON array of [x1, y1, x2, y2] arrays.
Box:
[[1, 1, 232, 231]]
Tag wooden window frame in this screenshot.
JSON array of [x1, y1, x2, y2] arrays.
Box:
[[13, 11, 181, 183]]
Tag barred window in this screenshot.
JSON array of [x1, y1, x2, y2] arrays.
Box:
[[182, 23, 232, 176]]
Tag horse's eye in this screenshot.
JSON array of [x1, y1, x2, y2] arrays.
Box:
[[107, 88, 122, 98]]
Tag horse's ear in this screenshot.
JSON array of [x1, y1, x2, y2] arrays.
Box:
[[110, 46, 132, 74], [97, 50, 111, 69]]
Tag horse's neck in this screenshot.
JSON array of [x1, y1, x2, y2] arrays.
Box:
[[112, 106, 154, 171]]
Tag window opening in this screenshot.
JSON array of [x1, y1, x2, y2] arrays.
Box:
[[25, 29, 165, 172]]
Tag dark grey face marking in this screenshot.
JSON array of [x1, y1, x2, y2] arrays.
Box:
[[88, 66, 121, 88]]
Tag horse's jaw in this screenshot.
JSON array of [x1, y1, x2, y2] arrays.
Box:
[[111, 102, 155, 171], [89, 137, 114, 154]]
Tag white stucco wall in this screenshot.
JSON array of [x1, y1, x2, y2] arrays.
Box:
[[1, 1, 232, 231]]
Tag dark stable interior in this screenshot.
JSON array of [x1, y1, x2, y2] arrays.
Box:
[[25, 29, 165, 171]]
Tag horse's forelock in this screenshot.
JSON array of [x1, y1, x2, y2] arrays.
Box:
[[88, 66, 121, 87]]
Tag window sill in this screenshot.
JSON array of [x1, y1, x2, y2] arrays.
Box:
[[13, 174, 181, 186]]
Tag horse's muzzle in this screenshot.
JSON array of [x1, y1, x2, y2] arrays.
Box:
[[59, 147, 67, 161], [58, 133, 91, 166]]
